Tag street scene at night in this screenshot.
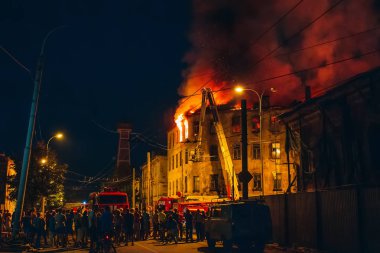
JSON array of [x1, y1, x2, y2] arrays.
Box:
[[1, 0, 380, 253]]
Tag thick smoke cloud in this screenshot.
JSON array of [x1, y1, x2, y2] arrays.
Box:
[[176, 0, 380, 117]]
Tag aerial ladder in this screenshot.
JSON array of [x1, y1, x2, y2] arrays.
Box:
[[194, 87, 240, 200]]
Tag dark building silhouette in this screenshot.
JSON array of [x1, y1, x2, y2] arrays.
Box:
[[279, 67, 380, 191]]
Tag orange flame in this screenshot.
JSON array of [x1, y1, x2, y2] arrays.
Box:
[[175, 114, 184, 142]]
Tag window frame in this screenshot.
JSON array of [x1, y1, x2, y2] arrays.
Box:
[[233, 143, 241, 160], [252, 144, 260, 160], [193, 176, 200, 192], [231, 115, 241, 133], [209, 145, 219, 161], [273, 172, 282, 191], [210, 174, 219, 191], [253, 173, 262, 191], [271, 142, 281, 159]]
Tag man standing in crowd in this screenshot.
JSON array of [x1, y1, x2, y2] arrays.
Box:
[[54, 208, 66, 247], [123, 208, 134, 246], [184, 209, 193, 243]]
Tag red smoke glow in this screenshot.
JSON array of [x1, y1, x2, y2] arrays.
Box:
[[175, 0, 380, 119]]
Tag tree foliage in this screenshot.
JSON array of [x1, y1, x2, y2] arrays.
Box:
[[8, 141, 68, 209]]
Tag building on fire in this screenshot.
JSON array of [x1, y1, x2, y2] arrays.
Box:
[[167, 97, 296, 199]]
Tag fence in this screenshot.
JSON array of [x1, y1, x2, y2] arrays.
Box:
[[264, 186, 380, 253]]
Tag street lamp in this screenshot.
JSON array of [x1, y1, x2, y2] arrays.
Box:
[[234, 86, 265, 196], [41, 132, 64, 215], [46, 132, 64, 161]]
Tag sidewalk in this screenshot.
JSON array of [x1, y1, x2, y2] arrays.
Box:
[[266, 243, 325, 253], [0, 242, 81, 253]]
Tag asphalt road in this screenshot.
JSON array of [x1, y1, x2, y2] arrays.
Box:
[[65, 240, 285, 253]]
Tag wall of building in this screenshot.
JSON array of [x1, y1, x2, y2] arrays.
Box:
[[141, 154, 167, 208], [280, 68, 380, 191], [167, 105, 296, 199], [0, 154, 16, 212]]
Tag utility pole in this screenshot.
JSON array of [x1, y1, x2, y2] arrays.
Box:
[[238, 99, 252, 200], [12, 54, 43, 239], [147, 152, 151, 208], [132, 167, 135, 208]]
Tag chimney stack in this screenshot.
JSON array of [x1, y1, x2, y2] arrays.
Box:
[[262, 95, 270, 109]]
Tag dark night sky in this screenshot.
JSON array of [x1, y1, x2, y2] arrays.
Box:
[[0, 0, 191, 177]]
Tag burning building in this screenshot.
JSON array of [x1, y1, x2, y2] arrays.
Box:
[[167, 96, 296, 198], [168, 0, 380, 198]]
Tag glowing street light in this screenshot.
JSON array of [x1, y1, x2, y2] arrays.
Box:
[[234, 86, 245, 93], [40, 158, 47, 165], [235, 86, 265, 196], [46, 132, 64, 161]]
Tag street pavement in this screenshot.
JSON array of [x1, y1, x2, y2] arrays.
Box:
[[1, 239, 318, 253]]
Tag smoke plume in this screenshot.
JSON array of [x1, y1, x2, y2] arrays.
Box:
[[176, 0, 380, 117]]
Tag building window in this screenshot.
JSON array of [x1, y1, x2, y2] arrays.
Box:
[[193, 176, 200, 192], [185, 176, 188, 192], [232, 115, 241, 133], [252, 116, 260, 133], [209, 121, 216, 134], [271, 142, 281, 159], [193, 121, 199, 136], [176, 153, 178, 168], [168, 135, 171, 149], [233, 143, 241, 160], [185, 149, 189, 164], [209, 145, 218, 161], [171, 133, 174, 148], [270, 115, 280, 133], [169, 182, 171, 195], [253, 173, 262, 191], [180, 151, 182, 166], [252, 144, 260, 160], [210, 174, 219, 191], [176, 179, 178, 193], [273, 173, 282, 191]]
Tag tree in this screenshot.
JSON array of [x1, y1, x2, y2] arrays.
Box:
[[8, 141, 68, 210]]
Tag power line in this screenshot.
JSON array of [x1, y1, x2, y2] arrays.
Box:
[[179, 48, 380, 98], [252, 48, 380, 84], [180, 1, 305, 84], [274, 26, 380, 58], [177, 78, 212, 109], [91, 120, 118, 134], [253, 0, 345, 67], [250, 0, 304, 47], [176, 0, 320, 112], [0, 45, 32, 75]]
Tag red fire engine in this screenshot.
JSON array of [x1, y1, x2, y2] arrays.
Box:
[[90, 187, 130, 211], [156, 196, 229, 215]]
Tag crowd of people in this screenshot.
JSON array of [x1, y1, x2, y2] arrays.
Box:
[[0, 206, 209, 250]]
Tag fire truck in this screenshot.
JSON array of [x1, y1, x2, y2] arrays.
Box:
[[156, 195, 230, 216], [90, 187, 130, 211]]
